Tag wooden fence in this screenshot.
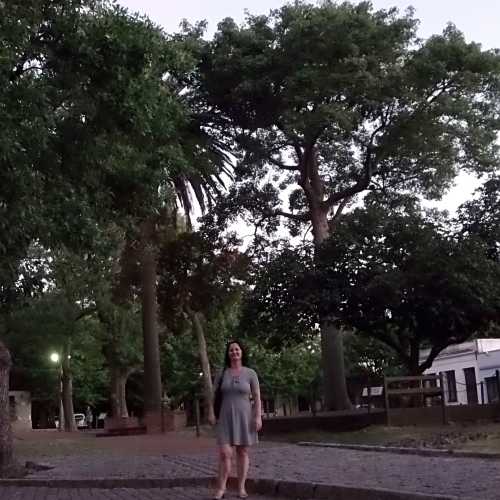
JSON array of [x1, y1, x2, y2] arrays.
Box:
[[384, 374, 447, 426]]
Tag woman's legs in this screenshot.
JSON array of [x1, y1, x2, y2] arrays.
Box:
[[215, 444, 233, 497], [235, 445, 249, 496]]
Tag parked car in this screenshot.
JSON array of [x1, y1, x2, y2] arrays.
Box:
[[55, 413, 87, 429], [74, 413, 86, 428]]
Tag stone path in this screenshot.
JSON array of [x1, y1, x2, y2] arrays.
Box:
[[0, 486, 279, 499], [165, 446, 500, 499], [5, 442, 500, 499]]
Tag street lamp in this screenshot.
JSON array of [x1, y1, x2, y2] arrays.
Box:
[[50, 352, 64, 431]]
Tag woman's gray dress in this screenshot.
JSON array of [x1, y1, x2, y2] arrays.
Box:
[[215, 367, 259, 446]]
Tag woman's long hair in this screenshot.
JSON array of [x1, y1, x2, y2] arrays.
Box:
[[223, 339, 248, 368]]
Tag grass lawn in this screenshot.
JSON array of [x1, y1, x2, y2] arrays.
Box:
[[263, 422, 500, 453]]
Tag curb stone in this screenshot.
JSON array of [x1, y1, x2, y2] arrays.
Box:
[[0, 476, 212, 489], [311, 482, 461, 500], [298, 441, 500, 460], [246, 479, 461, 500], [0, 476, 465, 500]]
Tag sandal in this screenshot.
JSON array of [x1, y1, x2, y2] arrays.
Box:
[[212, 489, 225, 499], [238, 492, 249, 499]]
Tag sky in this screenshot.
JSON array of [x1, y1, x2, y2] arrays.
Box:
[[116, 0, 500, 212]]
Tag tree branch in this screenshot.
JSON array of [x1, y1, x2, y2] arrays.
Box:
[[418, 343, 448, 373], [268, 157, 301, 171], [367, 328, 410, 367], [274, 209, 310, 222], [76, 307, 97, 321], [333, 197, 351, 222], [321, 111, 392, 211]]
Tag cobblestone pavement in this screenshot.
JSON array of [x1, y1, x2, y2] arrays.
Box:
[[170, 446, 500, 499], [24, 444, 500, 499], [0, 486, 280, 500]]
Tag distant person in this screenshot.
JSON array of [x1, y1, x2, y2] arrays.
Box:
[[209, 340, 262, 499], [85, 406, 93, 429]]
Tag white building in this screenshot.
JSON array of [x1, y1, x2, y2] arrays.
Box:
[[421, 339, 500, 405]]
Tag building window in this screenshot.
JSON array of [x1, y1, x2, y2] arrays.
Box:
[[485, 376, 499, 403], [9, 395, 16, 420], [445, 370, 457, 402], [463, 367, 478, 404]]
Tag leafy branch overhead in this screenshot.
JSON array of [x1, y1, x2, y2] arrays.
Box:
[[243, 203, 500, 375], [196, 2, 500, 232]]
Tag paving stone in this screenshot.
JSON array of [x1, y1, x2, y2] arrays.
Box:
[[0, 487, 285, 500], [4, 443, 496, 499]]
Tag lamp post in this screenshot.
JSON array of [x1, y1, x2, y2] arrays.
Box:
[[50, 353, 64, 432]]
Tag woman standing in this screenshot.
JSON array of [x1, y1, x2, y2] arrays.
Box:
[[209, 340, 262, 499]]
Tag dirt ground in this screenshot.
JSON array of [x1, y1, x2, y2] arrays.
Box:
[[13, 427, 217, 460], [13, 426, 287, 461], [12, 420, 500, 463]]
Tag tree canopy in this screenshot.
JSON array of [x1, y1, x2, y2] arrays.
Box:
[[192, 0, 500, 409]]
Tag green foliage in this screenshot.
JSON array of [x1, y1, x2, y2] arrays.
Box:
[[67, 317, 108, 408], [458, 176, 500, 261], [157, 228, 248, 331], [198, 1, 500, 212], [240, 241, 317, 348], [248, 339, 321, 402], [320, 205, 500, 373], [0, 1, 196, 295], [2, 292, 106, 405], [161, 306, 238, 406], [161, 333, 201, 406], [242, 203, 500, 375], [343, 332, 403, 380], [195, 2, 500, 407]]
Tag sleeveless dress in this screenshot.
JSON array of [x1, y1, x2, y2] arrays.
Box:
[[215, 367, 260, 446]]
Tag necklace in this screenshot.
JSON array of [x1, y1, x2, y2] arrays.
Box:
[[230, 367, 242, 385]]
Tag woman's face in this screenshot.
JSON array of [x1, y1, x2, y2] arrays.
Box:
[[228, 342, 243, 363]]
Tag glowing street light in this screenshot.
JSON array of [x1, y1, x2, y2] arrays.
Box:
[[50, 352, 64, 430]]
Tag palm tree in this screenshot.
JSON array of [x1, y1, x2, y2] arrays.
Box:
[[137, 114, 231, 418]]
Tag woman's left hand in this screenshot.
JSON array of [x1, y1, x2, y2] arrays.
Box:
[[254, 417, 262, 432]]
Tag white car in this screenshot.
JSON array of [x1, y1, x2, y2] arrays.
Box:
[[55, 413, 87, 429], [74, 413, 87, 428]]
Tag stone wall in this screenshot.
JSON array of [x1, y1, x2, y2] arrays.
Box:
[[9, 391, 32, 430]]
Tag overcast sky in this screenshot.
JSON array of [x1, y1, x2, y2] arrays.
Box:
[[117, 0, 499, 48], [116, 0, 500, 211]]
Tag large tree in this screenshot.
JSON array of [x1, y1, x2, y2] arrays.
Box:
[[321, 205, 500, 374], [245, 204, 500, 376], [458, 176, 500, 261], [1, 0, 231, 424], [194, 2, 500, 408], [157, 228, 248, 421]]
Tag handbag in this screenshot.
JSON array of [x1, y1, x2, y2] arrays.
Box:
[[213, 369, 225, 420]]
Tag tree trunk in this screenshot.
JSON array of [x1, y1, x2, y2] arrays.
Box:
[[140, 220, 162, 413], [189, 308, 214, 423], [0, 342, 13, 471], [61, 348, 76, 432], [303, 150, 352, 411], [110, 367, 131, 418], [320, 322, 352, 410]]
